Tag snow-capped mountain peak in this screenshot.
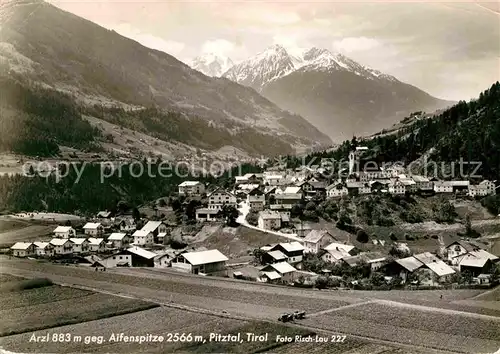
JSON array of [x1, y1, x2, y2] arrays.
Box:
[[222, 44, 296, 90], [190, 53, 234, 77]]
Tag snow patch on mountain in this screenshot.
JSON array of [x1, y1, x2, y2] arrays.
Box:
[[190, 53, 234, 77]]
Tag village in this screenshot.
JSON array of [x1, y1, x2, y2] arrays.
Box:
[[7, 147, 500, 290]]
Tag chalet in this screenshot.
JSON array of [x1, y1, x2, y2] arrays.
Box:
[[53, 226, 76, 239], [154, 250, 178, 268], [342, 252, 387, 271], [346, 181, 370, 196], [309, 181, 327, 194], [390, 256, 424, 282], [326, 182, 348, 199], [132, 230, 154, 246], [247, 188, 265, 211], [208, 188, 237, 210], [141, 221, 167, 236], [297, 180, 314, 195], [412, 176, 433, 191], [50, 238, 74, 255], [119, 218, 136, 232], [434, 181, 453, 193], [33, 242, 55, 257], [87, 238, 105, 252], [258, 211, 282, 230], [235, 173, 263, 185], [413, 252, 456, 283], [260, 262, 296, 283], [445, 240, 484, 264], [178, 181, 206, 196], [274, 193, 302, 206], [303, 230, 337, 254], [263, 250, 288, 264], [69, 238, 90, 253], [83, 223, 104, 236], [456, 250, 498, 276], [10, 242, 35, 257], [467, 184, 489, 197], [294, 223, 312, 238], [320, 243, 354, 264], [264, 174, 283, 186], [123, 246, 157, 267], [171, 249, 228, 275], [269, 242, 304, 264], [479, 180, 496, 195], [195, 208, 220, 222], [108, 233, 132, 249], [260, 270, 282, 283], [449, 181, 470, 193], [96, 252, 132, 267]]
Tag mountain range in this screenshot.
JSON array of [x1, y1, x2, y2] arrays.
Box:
[[0, 0, 331, 159], [190, 53, 234, 77], [192, 45, 455, 142]]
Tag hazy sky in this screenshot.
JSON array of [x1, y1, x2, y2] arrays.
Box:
[[48, 0, 499, 101]]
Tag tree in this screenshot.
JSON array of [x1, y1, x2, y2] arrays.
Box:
[[171, 198, 182, 212], [253, 248, 265, 265], [132, 207, 140, 222], [158, 198, 167, 207], [356, 229, 369, 243], [315, 276, 328, 289], [219, 204, 239, 226], [246, 210, 259, 226]]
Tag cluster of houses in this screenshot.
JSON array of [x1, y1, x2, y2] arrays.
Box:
[[9, 217, 229, 276], [180, 147, 496, 231], [247, 229, 499, 286]]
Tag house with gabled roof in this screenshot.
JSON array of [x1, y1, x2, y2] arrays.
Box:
[[69, 238, 90, 253], [445, 240, 487, 264], [303, 230, 337, 254], [171, 249, 228, 275], [108, 233, 132, 249], [269, 241, 304, 264], [83, 222, 104, 236], [10, 242, 35, 257], [34, 242, 55, 257], [123, 246, 157, 267], [326, 181, 348, 199], [178, 181, 205, 196], [320, 242, 355, 264], [87, 237, 105, 252], [53, 226, 76, 238], [455, 250, 498, 276], [50, 238, 74, 255], [263, 250, 288, 264], [132, 229, 153, 246], [208, 187, 237, 211]]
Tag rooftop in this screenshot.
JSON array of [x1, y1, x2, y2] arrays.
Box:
[[108, 233, 127, 240], [179, 181, 202, 187], [53, 226, 73, 233], [304, 230, 334, 243], [126, 246, 158, 259], [141, 221, 164, 233], [181, 249, 228, 266], [83, 222, 101, 229], [10, 242, 33, 250]]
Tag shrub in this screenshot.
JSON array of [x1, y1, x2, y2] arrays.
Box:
[[356, 229, 369, 243], [245, 210, 259, 226], [431, 234, 438, 239], [389, 232, 398, 241], [314, 276, 328, 289], [1, 278, 53, 292]]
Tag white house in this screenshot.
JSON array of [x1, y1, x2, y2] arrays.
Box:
[[69, 238, 90, 253], [247, 194, 265, 211], [33, 242, 55, 257], [50, 238, 74, 255], [10, 242, 35, 257], [260, 262, 296, 283], [444, 240, 486, 264], [326, 183, 348, 199], [434, 181, 453, 193], [269, 242, 304, 264], [388, 180, 405, 195], [479, 180, 496, 195], [412, 175, 433, 191], [108, 233, 131, 249], [97, 252, 132, 267], [208, 188, 237, 210], [171, 249, 228, 275], [132, 230, 154, 246], [178, 181, 205, 196], [195, 208, 220, 222], [264, 174, 284, 186], [258, 211, 282, 230], [87, 238, 105, 252], [303, 230, 337, 254], [141, 221, 168, 236], [83, 223, 104, 236], [321, 243, 355, 264], [119, 218, 136, 232], [53, 226, 76, 238]]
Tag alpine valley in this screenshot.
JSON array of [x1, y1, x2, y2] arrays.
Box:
[[221, 45, 455, 142], [0, 0, 332, 161]]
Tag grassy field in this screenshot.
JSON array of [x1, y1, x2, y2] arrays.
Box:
[[200, 225, 288, 258], [0, 224, 55, 246], [0, 279, 158, 337]]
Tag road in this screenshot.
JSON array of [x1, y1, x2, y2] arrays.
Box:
[[237, 201, 302, 242], [1, 257, 499, 353]]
